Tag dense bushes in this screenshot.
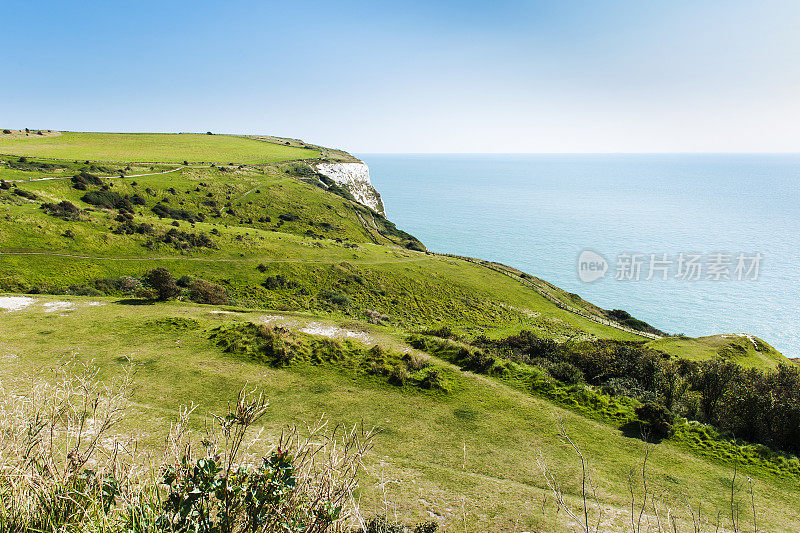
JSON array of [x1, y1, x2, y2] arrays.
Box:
[[152, 202, 205, 223], [408, 334, 636, 422], [113, 220, 155, 235], [12, 188, 38, 200], [262, 274, 296, 290], [71, 171, 103, 189], [81, 190, 132, 210], [184, 278, 229, 305], [142, 267, 181, 301], [156, 228, 215, 250], [211, 323, 449, 392], [636, 402, 675, 439], [319, 289, 351, 307], [606, 309, 666, 336], [40, 200, 81, 220], [442, 330, 800, 454]]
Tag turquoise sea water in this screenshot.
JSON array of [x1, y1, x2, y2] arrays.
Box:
[[361, 154, 800, 358]]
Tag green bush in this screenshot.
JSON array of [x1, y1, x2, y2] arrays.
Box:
[[262, 274, 296, 290], [319, 289, 350, 307], [12, 189, 38, 200], [188, 278, 229, 305], [81, 190, 131, 210], [636, 402, 675, 440], [71, 171, 103, 189], [152, 203, 205, 223], [142, 267, 181, 301], [546, 361, 584, 385], [40, 200, 81, 220]]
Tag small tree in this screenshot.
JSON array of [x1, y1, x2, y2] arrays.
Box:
[[142, 267, 181, 301], [635, 402, 674, 440], [188, 279, 229, 305]]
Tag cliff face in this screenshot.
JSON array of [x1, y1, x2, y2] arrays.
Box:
[[314, 162, 385, 215]]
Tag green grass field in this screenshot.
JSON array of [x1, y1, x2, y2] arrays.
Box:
[[0, 296, 798, 532], [1, 131, 798, 531], [647, 334, 787, 370], [0, 132, 317, 163]]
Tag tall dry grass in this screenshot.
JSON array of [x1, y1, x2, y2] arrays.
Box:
[[0, 360, 375, 533]]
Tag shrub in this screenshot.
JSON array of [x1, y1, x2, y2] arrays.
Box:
[[71, 171, 103, 189], [546, 361, 584, 385], [81, 190, 131, 210], [135, 286, 158, 300], [279, 213, 299, 222], [0, 367, 373, 533], [388, 363, 410, 386], [141, 267, 181, 301], [636, 402, 675, 440], [129, 193, 146, 205], [40, 200, 81, 220], [12, 189, 38, 200], [65, 285, 103, 296], [420, 326, 458, 340], [606, 309, 665, 336], [157, 228, 215, 251], [93, 276, 142, 295], [152, 203, 205, 223], [420, 368, 445, 390], [405, 241, 427, 252], [320, 289, 350, 307], [187, 278, 229, 305], [262, 274, 296, 290]]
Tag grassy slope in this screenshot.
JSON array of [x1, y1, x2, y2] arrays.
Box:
[[0, 151, 641, 339], [0, 298, 798, 532], [1, 132, 797, 530], [647, 334, 787, 371], [0, 132, 317, 163]]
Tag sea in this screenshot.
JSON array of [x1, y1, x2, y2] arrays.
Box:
[[361, 154, 800, 358]]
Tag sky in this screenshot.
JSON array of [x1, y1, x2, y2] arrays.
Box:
[[2, 0, 799, 153]]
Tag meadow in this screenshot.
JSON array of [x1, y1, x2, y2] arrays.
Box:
[[1, 131, 798, 531], [1, 296, 799, 531], [0, 132, 317, 163]]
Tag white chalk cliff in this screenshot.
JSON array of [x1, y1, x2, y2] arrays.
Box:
[[314, 162, 385, 215]]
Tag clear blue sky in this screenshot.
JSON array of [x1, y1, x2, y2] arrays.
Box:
[[2, 0, 798, 153]]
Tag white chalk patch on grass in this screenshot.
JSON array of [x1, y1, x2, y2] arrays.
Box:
[[259, 315, 283, 323], [0, 296, 34, 312], [42, 301, 76, 313], [300, 323, 370, 342]]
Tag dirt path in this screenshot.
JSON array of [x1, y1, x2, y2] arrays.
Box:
[[0, 250, 432, 265], [5, 165, 186, 183]]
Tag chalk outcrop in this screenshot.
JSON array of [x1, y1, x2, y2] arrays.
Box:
[[314, 162, 385, 215]]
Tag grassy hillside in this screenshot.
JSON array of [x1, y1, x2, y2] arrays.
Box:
[[1, 296, 798, 531], [0, 131, 317, 163], [1, 131, 798, 531], [647, 334, 787, 371]]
